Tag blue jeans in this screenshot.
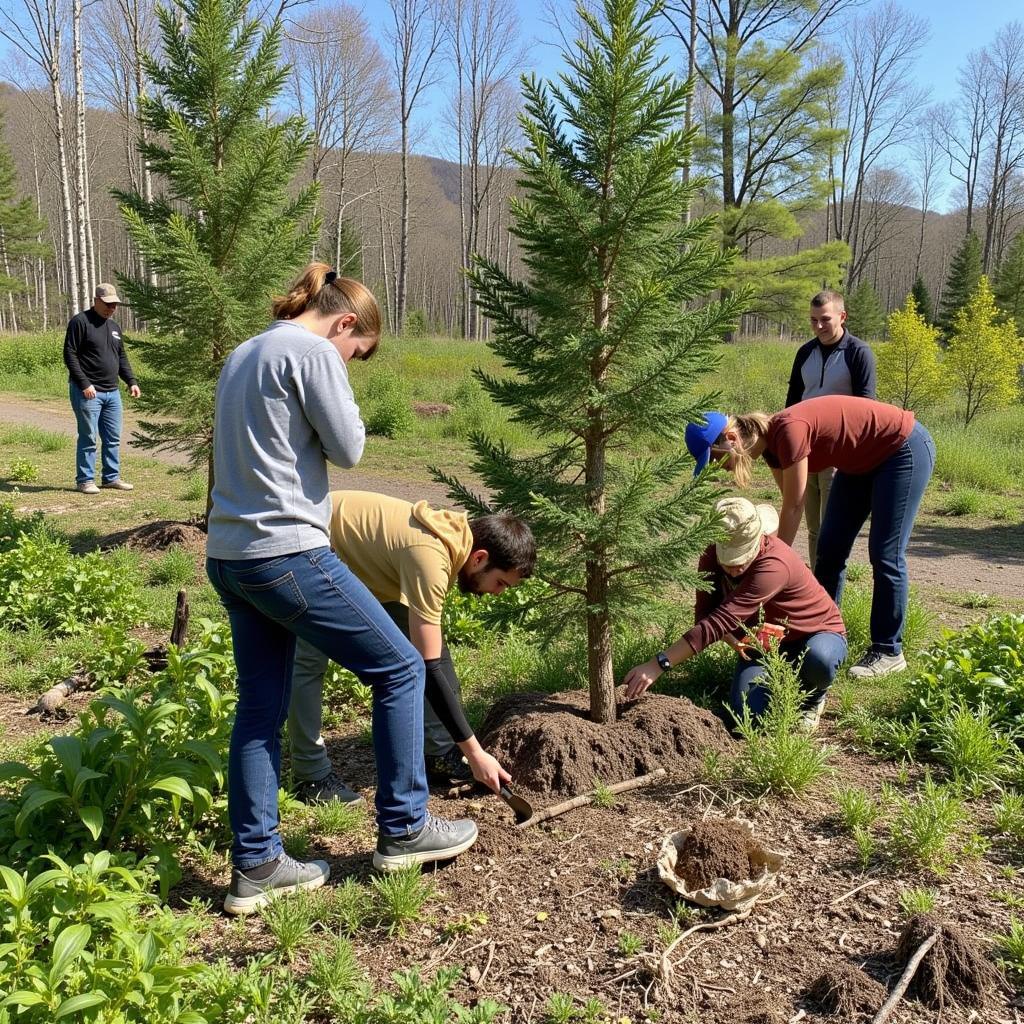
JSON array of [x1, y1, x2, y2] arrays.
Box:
[[731, 631, 848, 720], [69, 384, 122, 484], [814, 422, 935, 655], [206, 547, 428, 868]]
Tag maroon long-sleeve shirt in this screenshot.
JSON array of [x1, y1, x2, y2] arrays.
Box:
[[683, 535, 845, 654]]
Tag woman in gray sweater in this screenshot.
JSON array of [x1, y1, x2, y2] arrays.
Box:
[[206, 264, 483, 914]]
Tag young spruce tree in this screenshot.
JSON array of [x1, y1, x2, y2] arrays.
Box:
[[994, 231, 1024, 333], [910, 275, 934, 326], [436, 0, 740, 724], [938, 230, 982, 336], [116, 0, 318, 511]]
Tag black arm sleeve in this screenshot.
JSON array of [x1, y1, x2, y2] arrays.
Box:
[[850, 342, 876, 399], [785, 345, 808, 408], [63, 318, 89, 390], [423, 657, 473, 744], [117, 339, 137, 387]]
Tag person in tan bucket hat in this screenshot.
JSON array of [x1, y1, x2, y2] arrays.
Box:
[[63, 283, 141, 494], [622, 497, 847, 731]]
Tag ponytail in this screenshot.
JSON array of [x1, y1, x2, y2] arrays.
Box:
[[272, 262, 382, 356], [722, 412, 771, 489]]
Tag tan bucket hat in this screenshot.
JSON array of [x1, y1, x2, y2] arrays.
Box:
[[715, 497, 780, 567], [95, 283, 122, 304]]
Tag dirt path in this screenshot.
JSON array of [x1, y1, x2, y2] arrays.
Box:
[[2, 393, 1022, 599]]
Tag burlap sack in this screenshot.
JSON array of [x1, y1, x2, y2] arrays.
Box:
[[656, 816, 785, 912]]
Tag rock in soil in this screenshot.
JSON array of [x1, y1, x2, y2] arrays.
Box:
[[895, 912, 1000, 1010], [674, 818, 763, 889], [479, 689, 733, 796], [805, 962, 886, 1017]]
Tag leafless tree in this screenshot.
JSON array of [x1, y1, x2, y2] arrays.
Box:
[[0, 0, 80, 316], [443, 0, 524, 338], [385, 0, 442, 334], [909, 116, 944, 278], [826, 1, 929, 287]]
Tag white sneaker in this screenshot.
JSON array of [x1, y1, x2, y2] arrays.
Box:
[[848, 650, 907, 679], [798, 696, 827, 733], [101, 479, 134, 491], [76, 481, 100, 494]]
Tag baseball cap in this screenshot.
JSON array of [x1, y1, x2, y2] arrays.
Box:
[[685, 411, 728, 476], [95, 283, 122, 304]]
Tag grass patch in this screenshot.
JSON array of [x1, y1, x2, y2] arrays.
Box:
[[368, 867, 435, 935], [887, 772, 967, 875]]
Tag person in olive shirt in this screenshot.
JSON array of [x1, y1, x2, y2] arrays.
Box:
[[287, 490, 537, 803], [63, 283, 141, 494]]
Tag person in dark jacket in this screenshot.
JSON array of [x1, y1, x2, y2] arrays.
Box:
[[63, 283, 141, 494], [785, 290, 876, 568], [622, 497, 847, 732]]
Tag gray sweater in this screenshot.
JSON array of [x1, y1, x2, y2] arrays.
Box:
[[206, 321, 366, 559]]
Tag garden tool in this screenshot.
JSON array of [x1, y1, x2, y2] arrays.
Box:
[[499, 784, 534, 824]]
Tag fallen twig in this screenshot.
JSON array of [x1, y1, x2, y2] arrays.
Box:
[[516, 768, 667, 829], [477, 940, 497, 986], [28, 674, 91, 716], [870, 930, 940, 1024], [831, 879, 878, 906]]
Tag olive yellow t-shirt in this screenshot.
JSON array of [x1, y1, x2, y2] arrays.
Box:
[[327, 491, 474, 625]]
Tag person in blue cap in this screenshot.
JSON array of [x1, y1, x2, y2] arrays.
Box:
[[685, 412, 729, 475]]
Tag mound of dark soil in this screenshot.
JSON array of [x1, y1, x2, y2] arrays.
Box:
[[412, 401, 453, 418], [805, 963, 886, 1017], [674, 818, 763, 889], [479, 689, 733, 796], [895, 912, 1000, 1010], [99, 518, 207, 556]]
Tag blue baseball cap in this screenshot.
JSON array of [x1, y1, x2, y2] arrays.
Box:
[[685, 412, 728, 476]]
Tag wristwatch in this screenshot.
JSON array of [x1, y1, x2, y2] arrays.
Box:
[[655, 651, 672, 672]]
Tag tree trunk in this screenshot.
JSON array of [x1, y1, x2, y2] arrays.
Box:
[[73, 0, 91, 308], [49, 31, 80, 317], [682, 0, 696, 225]]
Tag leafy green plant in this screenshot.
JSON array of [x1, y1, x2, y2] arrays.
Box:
[[544, 993, 579, 1024], [363, 369, 415, 439], [887, 772, 966, 875], [834, 786, 880, 831], [993, 791, 1024, 846], [307, 935, 366, 1011], [7, 458, 39, 483], [939, 487, 984, 517], [618, 931, 643, 955], [995, 917, 1024, 979], [180, 473, 206, 502], [852, 825, 876, 871], [931, 703, 1014, 794], [369, 867, 435, 936], [898, 887, 937, 916], [330, 878, 373, 937], [145, 545, 198, 587], [732, 646, 830, 797], [308, 799, 365, 838], [592, 781, 616, 809], [441, 911, 488, 939], [260, 890, 318, 962], [0, 621, 235, 891]]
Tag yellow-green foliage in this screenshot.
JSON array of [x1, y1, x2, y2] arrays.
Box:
[[876, 296, 947, 410], [946, 276, 1024, 426]]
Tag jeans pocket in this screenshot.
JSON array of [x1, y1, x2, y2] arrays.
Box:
[[238, 571, 308, 624]]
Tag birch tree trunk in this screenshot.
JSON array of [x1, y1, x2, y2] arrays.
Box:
[[73, 0, 92, 307]]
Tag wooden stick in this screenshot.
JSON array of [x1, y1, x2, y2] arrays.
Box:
[[870, 931, 940, 1024], [515, 768, 667, 829], [830, 878, 878, 905], [29, 674, 90, 716], [170, 588, 190, 648]]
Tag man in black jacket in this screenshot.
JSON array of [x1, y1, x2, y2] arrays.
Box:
[[63, 283, 141, 494], [786, 290, 876, 568]]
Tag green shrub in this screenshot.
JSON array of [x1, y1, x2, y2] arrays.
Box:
[[7, 458, 39, 483], [938, 487, 984, 516], [931, 703, 1014, 794], [732, 646, 831, 797], [841, 582, 931, 660], [996, 917, 1024, 979], [368, 867, 434, 936], [0, 621, 235, 891], [887, 772, 966, 875], [898, 887, 937, 916], [361, 367, 415, 439], [993, 791, 1024, 846], [834, 785, 880, 831], [145, 545, 198, 587]]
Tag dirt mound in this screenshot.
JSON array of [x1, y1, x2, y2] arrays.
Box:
[[412, 401, 453, 418], [99, 518, 207, 556], [674, 819, 760, 889], [805, 963, 886, 1017], [895, 912, 1000, 1009], [479, 689, 733, 796]]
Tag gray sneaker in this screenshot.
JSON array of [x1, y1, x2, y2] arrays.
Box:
[[223, 853, 330, 916], [373, 813, 478, 872], [77, 481, 100, 494], [798, 695, 827, 733], [101, 479, 134, 490], [294, 771, 365, 807], [849, 649, 907, 679]]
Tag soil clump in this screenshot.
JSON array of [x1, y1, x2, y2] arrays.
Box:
[[99, 518, 207, 556], [479, 689, 733, 796], [895, 912, 1000, 1009], [674, 819, 760, 889], [805, 963, 886, 1017]]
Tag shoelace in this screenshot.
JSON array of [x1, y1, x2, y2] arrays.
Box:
[[424, 812, 459, 835]]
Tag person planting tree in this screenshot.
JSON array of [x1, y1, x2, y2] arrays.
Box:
[[622, 496, 847, 732], [287, 490, 536, 803], [206, 264, 482, 915], [685, 395, 935, 679]]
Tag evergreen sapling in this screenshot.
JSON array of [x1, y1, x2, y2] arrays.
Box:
[[435, 0, 741, 723]]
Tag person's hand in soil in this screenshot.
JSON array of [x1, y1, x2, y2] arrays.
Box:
[[623, 659, 663, 700], [459, 737, 511, 793]]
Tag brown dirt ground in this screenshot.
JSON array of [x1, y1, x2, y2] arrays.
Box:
[[168, 708, 1024, 1024]]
